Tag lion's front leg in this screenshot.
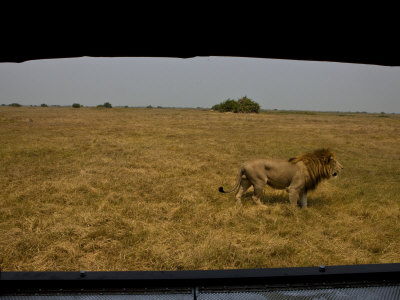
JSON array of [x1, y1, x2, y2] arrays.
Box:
[[299, 193, 307, 208], [288, 187, 299, 206], [288, 189, 307, 208], [288, 175, 306, 208]]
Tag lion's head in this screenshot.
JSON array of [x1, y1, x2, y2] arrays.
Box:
[[330, 158, 343, 178], [288, 148, 343, 191]]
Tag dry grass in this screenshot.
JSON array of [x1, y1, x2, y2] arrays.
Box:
[[0, 107, 399, 271]]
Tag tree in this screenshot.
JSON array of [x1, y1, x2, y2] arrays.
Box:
[[216, 99, 238, 112], [41, 103, 48, 107], [211, 104, 220, 111], [212, 97, 260, 113], [98, 102, 112, 108], [72, 103, 81, 108], [237, 96, 260, 113]]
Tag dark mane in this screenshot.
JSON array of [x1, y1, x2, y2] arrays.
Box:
[[288, 148, 335, 191]]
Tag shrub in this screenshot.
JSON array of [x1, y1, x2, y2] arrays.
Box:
[[97, 102, 112, 108], [212, 97, 260, 113], [216, 99, 238, 113], [9, 103, 21, 107], [211, 104, 220, 111], [41, 103, 48, 107], [237, 96, 260, 113], [72, 103, 81, 108]]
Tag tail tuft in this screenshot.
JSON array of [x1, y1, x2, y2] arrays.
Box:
[[218, 187, 225, 193]]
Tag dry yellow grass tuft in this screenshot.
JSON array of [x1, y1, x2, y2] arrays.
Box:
[[0, 107, 399, 271]]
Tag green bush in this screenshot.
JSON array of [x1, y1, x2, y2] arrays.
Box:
[[212, 97, 260, 113], [211, 104, 220, 111], [9, 103, 21, 107], [216, 99, 238, 113], [237, 96, 260, 113], [72, 103, 81, 108], [41, 103, 48, 107], [97, 102, 112, 108]]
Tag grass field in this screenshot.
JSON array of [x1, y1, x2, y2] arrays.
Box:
[[0, 107, 399, 271]]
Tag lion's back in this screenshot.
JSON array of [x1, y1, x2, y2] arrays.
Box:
[[242, 158, 298, 188]]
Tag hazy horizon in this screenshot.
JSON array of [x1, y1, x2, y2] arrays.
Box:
[[1, 56, 399, 113]]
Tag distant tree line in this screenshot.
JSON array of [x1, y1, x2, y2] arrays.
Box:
[[72, 102, 113, 108], [9, 103, 22, 107], [212, 96, 260, 113], [1, 102, 113, 108]]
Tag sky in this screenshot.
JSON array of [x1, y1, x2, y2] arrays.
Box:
[[0, 56, 399, 113]]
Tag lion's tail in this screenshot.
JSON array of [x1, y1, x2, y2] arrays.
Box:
[[219, 166, 244, 194]]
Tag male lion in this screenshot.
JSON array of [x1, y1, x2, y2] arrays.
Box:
[[219, 149, 343, 208]]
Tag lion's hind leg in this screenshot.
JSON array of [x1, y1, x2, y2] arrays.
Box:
[[252, 184, 264, 206], [235, 177, 252, 205]]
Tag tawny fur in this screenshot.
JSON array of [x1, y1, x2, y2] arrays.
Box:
[[219, 149, 343, 208]]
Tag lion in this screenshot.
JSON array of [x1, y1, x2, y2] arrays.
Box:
[[219, 149, 343, 208]]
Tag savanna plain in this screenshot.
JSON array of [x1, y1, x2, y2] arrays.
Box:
[[0, 107, 399, 271]]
